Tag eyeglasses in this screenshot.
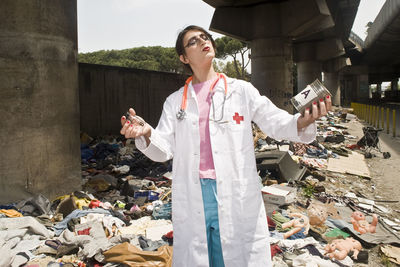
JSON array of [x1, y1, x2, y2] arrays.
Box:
[[185, 33, 210, 48]]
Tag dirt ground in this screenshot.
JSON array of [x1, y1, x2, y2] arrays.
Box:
[[338, 118, 400, 267]]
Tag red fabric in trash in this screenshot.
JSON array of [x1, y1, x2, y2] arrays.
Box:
[[267, 216, 276, 228], [89, 200, 102, 208], [346, 144, 360, 150], [270, 244, 282, 257], [165, 231, 173, 239], [78, 227, 91, 235]]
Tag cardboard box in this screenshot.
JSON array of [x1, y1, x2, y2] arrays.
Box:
[[261, 184, 297, 205]]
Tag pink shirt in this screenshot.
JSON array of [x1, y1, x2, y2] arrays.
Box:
[[192, 79, 217, 179]]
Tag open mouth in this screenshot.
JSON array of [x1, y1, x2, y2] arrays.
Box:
[[202, 46, 210, 52]]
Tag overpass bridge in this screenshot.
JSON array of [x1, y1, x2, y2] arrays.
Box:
[[203, 0, 400, 107], [203, 0, 360, 109], [346, 0, 400, 104]]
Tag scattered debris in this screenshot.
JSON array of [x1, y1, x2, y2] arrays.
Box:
[[0, 108, 399, 266]]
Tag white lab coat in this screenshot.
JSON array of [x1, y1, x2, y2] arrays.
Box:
[[135, 76, 316, 267]]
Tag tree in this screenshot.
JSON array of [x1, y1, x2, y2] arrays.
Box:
[[214, 36, 250, 80], [214, 60, 250, 81], [78, 46, 184, 73]]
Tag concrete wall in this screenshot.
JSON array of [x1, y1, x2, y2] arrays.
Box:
[[0, 0, 81, 203], [79, 63, 187, 136]]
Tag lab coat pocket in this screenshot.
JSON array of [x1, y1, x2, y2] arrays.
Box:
[[172, 183, 189, 224], [234, 168, 262, 212], [238, 176, 264, 242]]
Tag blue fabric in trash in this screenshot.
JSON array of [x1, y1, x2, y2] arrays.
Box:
[[286, 228, 306, 240], [81, 144, 94, 162], [152, 203, 172, 220], [134, 191, 159, 201], [93, 143, 119, 160], [0, 204, 18, 210], [306, 147, 328, 159]]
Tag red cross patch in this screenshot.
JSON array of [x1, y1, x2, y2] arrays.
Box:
[[233, 112, 244, 124]]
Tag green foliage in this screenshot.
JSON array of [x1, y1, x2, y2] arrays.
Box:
[[214, 60, 250, 81], [380, 253, 393, 267], [214, 36, 250, 80], [78, 37, 251, 79], [302, 184, 315, 198], [78, 46, 184, 73]]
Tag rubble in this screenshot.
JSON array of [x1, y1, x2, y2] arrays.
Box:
[[0, 108, 399, 266]]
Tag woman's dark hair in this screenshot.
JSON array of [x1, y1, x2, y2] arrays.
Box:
[[175, 25, 216, 74]]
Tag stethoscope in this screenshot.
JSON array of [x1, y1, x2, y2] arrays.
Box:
[[176, 73, 228, 122]]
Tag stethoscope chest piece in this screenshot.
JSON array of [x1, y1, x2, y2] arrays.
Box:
[[176, 109, 186, 120]]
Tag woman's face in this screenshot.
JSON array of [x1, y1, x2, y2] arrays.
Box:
[[179, 30, 215, 68]]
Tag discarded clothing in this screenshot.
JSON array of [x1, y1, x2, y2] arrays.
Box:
[[138, 235, 169, 251], [0, 216, 53, 239], [325, 205, 400, 245], [306, 147, 328, 159], [152, 203, 172, 220], [103, 242, 172, 267], [271, 211, 291, 232], [0, 209, 23, 217], [15, 194, 53, 216], [53, 208, 112, 236], [292, 251, 352, 267]]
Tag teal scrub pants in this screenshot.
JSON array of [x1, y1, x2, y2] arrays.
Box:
[[200, 178, 225, 267]]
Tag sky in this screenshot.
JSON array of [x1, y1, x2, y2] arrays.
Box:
[[77, 0, 220, 52], [351, 0, 386, 40], [77, 0, 387, 53]]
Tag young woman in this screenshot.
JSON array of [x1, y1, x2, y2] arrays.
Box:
[[120, 25, 331, 267]]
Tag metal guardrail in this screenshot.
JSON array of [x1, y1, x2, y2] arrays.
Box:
[[351, 102, 397, 137]]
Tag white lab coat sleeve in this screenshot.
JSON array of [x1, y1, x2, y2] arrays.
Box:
[[244, 81, 316, 143], [135, 94, 175, 162]]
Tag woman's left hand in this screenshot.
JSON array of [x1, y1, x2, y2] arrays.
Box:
[[297, 95, 332, 130]]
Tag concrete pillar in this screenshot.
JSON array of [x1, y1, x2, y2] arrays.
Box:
[[323, 72, 340, 106], [251, 38, 294, 113], [294, 42, 322, 92], [358, 74, 369, 101], [391, 78, 399, 90], [0, 0, 81, 203], [377, 83, 382, 93], [297, 61, 322, 92]]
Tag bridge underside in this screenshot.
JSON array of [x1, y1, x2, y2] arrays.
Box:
[[203, 0, 359, 108]]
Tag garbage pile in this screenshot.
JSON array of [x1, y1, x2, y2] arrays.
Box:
[[0, 109, 399, 266], [255, 110, 400, 266], [1, 136, 174, 267]]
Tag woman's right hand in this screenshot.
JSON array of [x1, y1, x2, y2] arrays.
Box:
[[120, 108, 151, 140]]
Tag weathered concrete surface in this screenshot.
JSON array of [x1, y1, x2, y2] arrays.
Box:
[[364, 0, 400, 66], [323, 72, 340, 106], [0, 0, 81, 202], [347, 0, 400, 93], [251, 38, 294, 112], [297, 61, 322, 93], [79, 63, 186, 136]]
